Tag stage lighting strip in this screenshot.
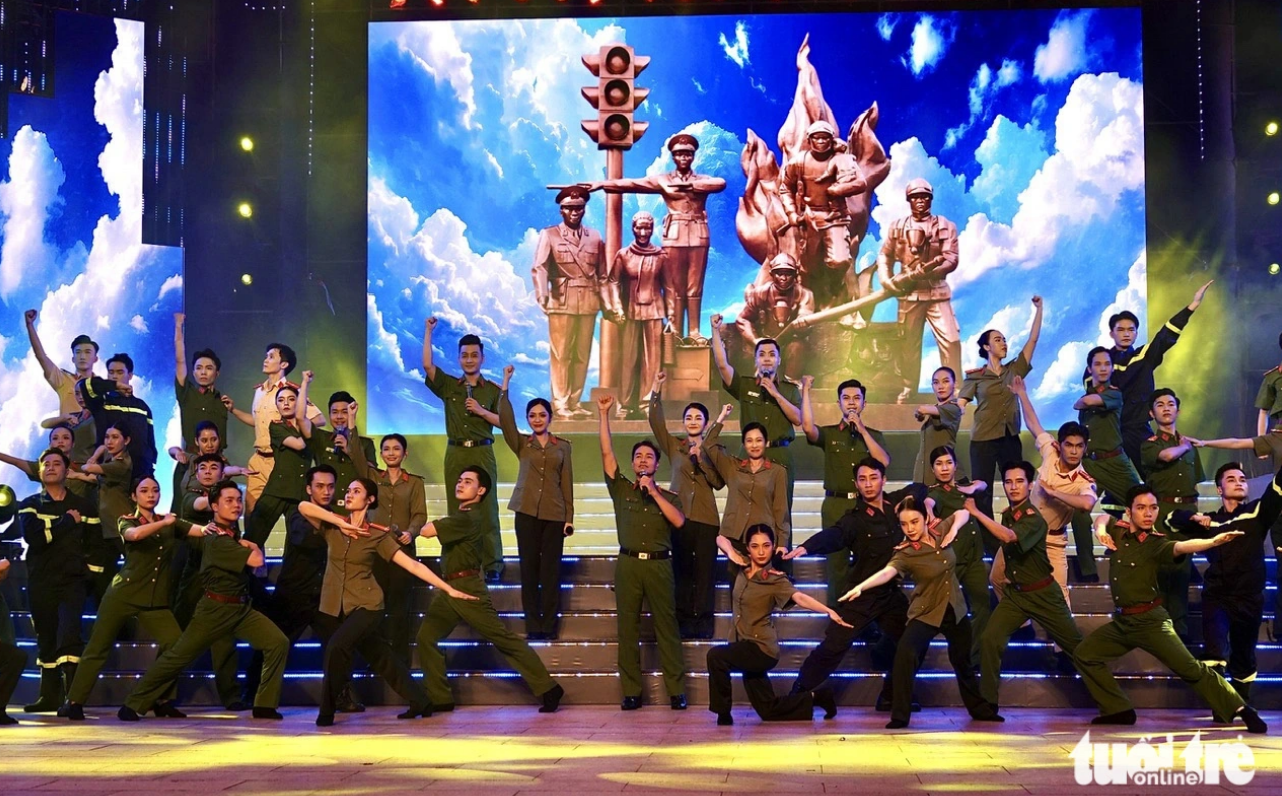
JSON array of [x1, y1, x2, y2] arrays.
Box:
[[1197, 0, 1204, 160]]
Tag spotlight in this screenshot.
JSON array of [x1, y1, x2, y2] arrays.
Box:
[[241, 273, 254, 286], [1270, 192, 1281, 206], [1267, 121, 1279, 137], [0, 484, 13, 507], [240, 136, 254, 152], [1271, 263, 1280, 276], [237, 202, 254, 218]]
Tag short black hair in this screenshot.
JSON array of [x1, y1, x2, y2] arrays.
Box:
[[854, 456, 886, 477], [70, 334, 99, 353], [381, 433, 408, 450], [1215, 461, 1245, 488], [526, 397, 552, 417], [106, 352, 135, 373], [192, 453, 225, 469], [211, 479, 242, 504], [836, 379, 866, 401], [1108, 310, 1140, 331], [328, 391, 356, 410], [458, 334, 484, 353], [1126, 483, 1158, 508], [1149, 387, 1180, 411], [265, 343, 297, 375], [754, 338, 780, 357], [460, 465, 492, 494], [682, 402, 710, 425], [38, 448, 70, 469], [306, 464, 338, 486], [631, 440, 662, 461], [1085, 346, 1113, 368], [194, 420, 219, 438], [928, 445, 956, 465], [1057, 421, 1090, 445], [191, 348, 222, 371], [1002, 460, 1037, 483], [741, 421, 768, 444]]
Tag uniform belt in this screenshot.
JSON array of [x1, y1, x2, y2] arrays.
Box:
[[1047, 527, 1069, 536], [1009, 575, 1055, 593], [825, 490, 857, 499], [203, 590, 248, 605], [1158, 495, 1198, 505], [254, 450, 275, 458], [1116, 597, 1163, 616], [620, 547, 671, 561], [1087, 447, 1124, 461], [768, 439, 791, 448], [448, 438, 493, 448], [445, 569, 481, 581]]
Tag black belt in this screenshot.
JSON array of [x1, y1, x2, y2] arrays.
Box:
[[1009, 575, 1055, 593], [254, 450, 274, 458], [825, 490, 857, 499], [620, 547, 671, 561], [1087, 447, 1124, 461], [445, 569, 481, 581], [1117, 597, 1163, 616], [448, 438, 493, 448], [768, 439, 791, 448], [1158, 495, 1198, 505], [203, 590, 248, 605]]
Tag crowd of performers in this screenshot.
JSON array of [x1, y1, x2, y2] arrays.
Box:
[[0, 278, 1279, 732]]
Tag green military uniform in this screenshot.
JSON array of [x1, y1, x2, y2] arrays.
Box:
[[307, 428, 376, 511], [172, 378, 228, 512], [1252, 366, 1282, 469], [1078, 383, 1141, 514], [913, 399, 963, 485], [725, 374, 799, 511], [427, 368, 503, 577], [16, 458, 97, 502], [1074, 518, 1245, 720], [810, 421, 886, 605], [979, 499, 1091, 706], [416, 507, 557, 708], [67, 513, 195, 705], [82, 453, 132, 605], [928, 481, 991, 666], [1141, 430, 1204, 637], [125, 525, 288, 712], [245, 420, 311, 546], [606, 468, 687, 699]]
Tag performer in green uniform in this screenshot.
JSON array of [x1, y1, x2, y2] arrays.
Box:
[[925, 446, 990, 666], [1075, 347, 1141, 516], [416, 467, 565, 713], [172, 313, 229, 512], [598, 394, 689, 711], [1074, 485, 1266, 733], [423, 318, 505, 582], [79, 424, 133, 604], [913, 367, 964, 484]]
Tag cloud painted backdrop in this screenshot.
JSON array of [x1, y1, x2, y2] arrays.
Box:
[[368, 8, 1145, 434], [0, 15, 184, 492]]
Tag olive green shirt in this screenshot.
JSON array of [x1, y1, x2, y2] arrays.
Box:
[[174, 377, 228, 452], [316, 520, 403, 616], [263, 421, 311, 500], [702, 423, 789, 548], [926, 481, 984, 566], [605, 468, 682, 553], [1140, 431, 1203, 499], [433, 509, 485, 575], [1255, 367, 1282, 426], [915, 400, 962, 483], [810, 422, 886, 492], [350, 438, 428, 537], [307, 428, 376, 507], [724, 374, 799, 445], [1078, 383, 1125, 453], [889, 532, 969, 628], [499, 393, 574, 522], [426, 368, 500, 441], [998, 499, 1052, 587], [198, 528, 253, 597], [97, 453, 134, 540], [960, 352, 1032, 442], [112, 513, 196, 607], [730, 568, 796, 658], [1101, 518, 1181, 608], [647, 392, 724, 527]]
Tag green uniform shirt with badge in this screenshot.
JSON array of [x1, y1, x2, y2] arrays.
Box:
[[263, 421, 310, 500], [730, 568, 796, 659], [960, 352, 1032, 442], [433, 509, 486, 577], [999, 499, 1052, 586], [889, 531, 970, 628], [198, 529, 253, 597], [174, 378, 228, 451], [927, 482, 985, 566], [1079, 384, 1125, 453], [316, 521, 404, 615], [426, 369, 501, 442], [97, 453, 134, 538], [113, 513, 196, 607], [1255, 367, 1282, 426], [1141, 432, 1203, 500], [725, 374, 800, 446], [811, 422, 885, 493], [307, 428, 376, 507], [605, 468, 682, 553], [914, 400, 962, 483], [1102, 518, 1182, 608]]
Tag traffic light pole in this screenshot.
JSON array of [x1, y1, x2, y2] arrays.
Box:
[[599, 147, 624, 389]]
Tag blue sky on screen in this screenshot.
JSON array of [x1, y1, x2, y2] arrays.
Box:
[[0, 15, 184, 491], [368, 8, 1146, 434]]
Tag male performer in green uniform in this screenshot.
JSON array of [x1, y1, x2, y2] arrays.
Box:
[[120, 480, 288, 721], [301, 390, 375, 509], [968, 462, 1098, 714], [423, 318, 504, 583], [599, 394, 689, 710], [801, 375, 890, 605], [1075, 347, 1141, 515], [172, 312, 229, 510], [1075, 485, 1266, 733], [710, 314, 801, 516], [1140, 388, 1204, 640], [416, 467, 564, 713]]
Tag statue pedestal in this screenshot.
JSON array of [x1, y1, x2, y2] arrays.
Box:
[[663, 343, 716, 404]]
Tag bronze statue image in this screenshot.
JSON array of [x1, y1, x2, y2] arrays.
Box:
[[606, 211, 674, 419], [583, 133, 726, 341], [532, 186, 607, 420], [734, 253, 815, 380]]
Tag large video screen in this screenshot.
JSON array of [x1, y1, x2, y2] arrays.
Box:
[[0, 15, 184, 491], [368, 8, 1144, 434]]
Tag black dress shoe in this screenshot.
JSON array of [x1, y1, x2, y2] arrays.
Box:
[[885, 718, 909, 729], [1091, 709, 1137, 726], [716, 713, 733, 726], [812, 688, 837, 720], [432, 703, 456, 713], [224, 700, 252, 712], [397, 706, 431, 719], [335, 688, 365, 713], [539, 684, 565, 713], [252, 707, 284, 720], [153, 702, 187, 719], [64, 703, 86, 722], [316, 714, 335, 727], [621, 696, 643, 711], [0, 712, 17, 726], [1238, 706, 1268, 734], [117, 706, 140, 722], [670, 695, 688, 710]]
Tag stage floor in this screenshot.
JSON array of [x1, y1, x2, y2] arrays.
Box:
[[2, 707, 1279, 794]]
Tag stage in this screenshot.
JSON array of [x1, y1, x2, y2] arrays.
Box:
[[3, 706, 1280, 794]]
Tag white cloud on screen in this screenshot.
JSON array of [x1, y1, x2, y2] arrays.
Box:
[[876, 14, 899, 41], [904, 15, 951, 76], [1034, 10, 1095, 84], [0, 129, 65, 300], [720, 21, 751, 68]]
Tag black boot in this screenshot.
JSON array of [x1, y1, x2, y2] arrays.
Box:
[[57, 662, 78, 716], [1231, 679, 1252, 704], [23, 667, 64, 713]]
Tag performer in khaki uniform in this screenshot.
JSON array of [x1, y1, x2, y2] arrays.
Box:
[[1076, 485, 1266, 733], [605, 212, 674, 419], [877, 179, 962, 403], [586, 133, 726, 339], [1075, 347, 1142, 515], [532, 186, 606, 419], [924, 447, 990, 667], [913, 367, 963, 485]]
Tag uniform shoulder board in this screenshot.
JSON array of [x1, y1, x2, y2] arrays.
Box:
[[965, 366, 984, 375], [1114, 520, 1131, 531], [1266, 366, 1281, 375], [1146, 435, 1158, 442], [1148, 530, 1166, 537], [893, 540, 910, 551]]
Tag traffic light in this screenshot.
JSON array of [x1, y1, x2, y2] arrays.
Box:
[[581, 45, 650, 149]]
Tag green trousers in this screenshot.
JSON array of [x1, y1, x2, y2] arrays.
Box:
[[954, 556, 992, 668], [820, 496, 856, 607], [1084, 456, 1141, 514], [68, 592, 181, 705], [980, 583, 1086, 705], [416, 575, 555, 706], [173, 570, 241, 706], [445, 447, 503, 575], [615, 555, 686, 698], [1155, 502, 1194, 637], [1070, 510, 1097, 578], [125, 598, 288, 711], [1075, 608, 1245, 720]]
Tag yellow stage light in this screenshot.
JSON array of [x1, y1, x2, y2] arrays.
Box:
[[237, 202, 253, 218], [1270, 263, 1280, 276], [240, 136, 254, 152], [1270, 192, 1281, 206], [241, 273, 254, 286], [1267, 121, 1279, 136]]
